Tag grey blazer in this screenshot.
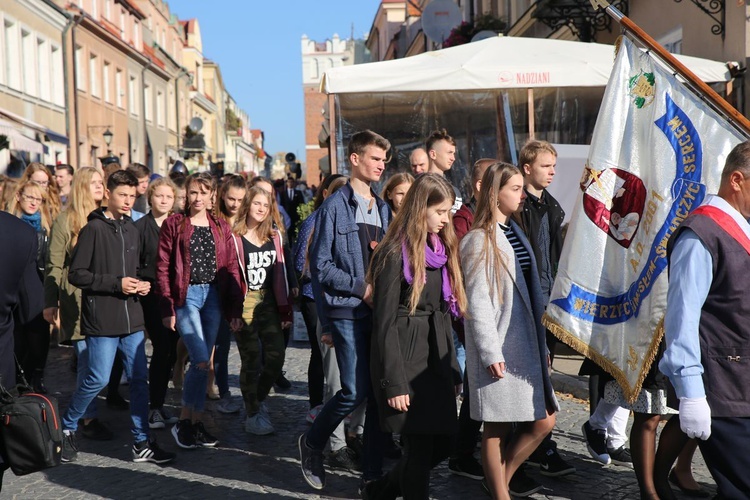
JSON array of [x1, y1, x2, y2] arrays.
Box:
[[460, 220, 559, 422]]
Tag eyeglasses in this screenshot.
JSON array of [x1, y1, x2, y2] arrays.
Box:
[[21, 194, 44, 204], [35, 180, 49, 187]]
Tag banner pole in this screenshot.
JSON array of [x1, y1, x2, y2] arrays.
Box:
[[590, 0, 750, 136]]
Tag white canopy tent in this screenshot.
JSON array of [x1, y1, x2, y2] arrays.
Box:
[[319, 36, 735, 219], [322, 36, 733, 93]]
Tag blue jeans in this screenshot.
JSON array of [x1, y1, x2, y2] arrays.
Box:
[[175, 284, 222, 412], [453, 329, 466, 378], [63, 332, 149, 443], [305, 316, 384, 479], [213, 318, 231, 397], [73, 340, 97, 420]]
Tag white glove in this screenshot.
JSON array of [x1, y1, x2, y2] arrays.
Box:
[[679, 397, 712, 440]]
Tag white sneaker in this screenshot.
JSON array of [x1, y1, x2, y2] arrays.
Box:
[[149, 409, 166, 429], [216, 393, 242, 414], [306, 404, 322, 424], [245, 413, 275, 435]]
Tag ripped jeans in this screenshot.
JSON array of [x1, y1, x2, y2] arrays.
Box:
[[175, 283, 222, 412]]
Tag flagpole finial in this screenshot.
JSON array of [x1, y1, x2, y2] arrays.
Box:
[[589, 0, 611, 10]]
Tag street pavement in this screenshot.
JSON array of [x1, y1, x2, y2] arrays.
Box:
[[2, 338, 716, 499]]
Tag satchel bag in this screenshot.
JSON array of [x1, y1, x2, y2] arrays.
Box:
[[0, 361, 62, 476]]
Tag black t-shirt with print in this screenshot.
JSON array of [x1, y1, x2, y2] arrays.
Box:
[[242, 237, 276, 291]]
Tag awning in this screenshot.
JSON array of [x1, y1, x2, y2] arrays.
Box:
[[0, 119, 44, 155], [44, 128, 69, 145]]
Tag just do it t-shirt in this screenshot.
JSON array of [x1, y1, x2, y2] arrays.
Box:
[[242, 237, 276, 291]]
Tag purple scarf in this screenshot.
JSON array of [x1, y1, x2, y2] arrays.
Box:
[[402, 233, 461, 318]]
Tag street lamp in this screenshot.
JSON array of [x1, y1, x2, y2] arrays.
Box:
[[103, 128, 113, 154]]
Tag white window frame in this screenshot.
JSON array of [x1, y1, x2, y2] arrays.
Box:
[[89, 52, 99, 98], [103, 61, 111, 103], [75, 44, 84, 91], [658, 26, 683, 55], [51, 44, 64, 105], [37, 36, 50, 102], [144, 83, 152, 122], [156, 89, 164, 127], [115, 68, 123, 108], [129, 74, 138, 116], [21, 28, 37, 97], [4, 17, 22, 90]]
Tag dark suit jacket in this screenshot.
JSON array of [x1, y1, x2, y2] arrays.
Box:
[[280, 188, 304, 225], [0, 212, 44, 389]]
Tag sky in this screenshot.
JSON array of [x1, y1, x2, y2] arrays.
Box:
[[168, 0, 381, 163]]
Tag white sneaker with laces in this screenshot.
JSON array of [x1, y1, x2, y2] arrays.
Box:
[[245, 413, 274, 435]]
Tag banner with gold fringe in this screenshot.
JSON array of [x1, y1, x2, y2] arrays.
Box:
[[543, 36, 744, 402]]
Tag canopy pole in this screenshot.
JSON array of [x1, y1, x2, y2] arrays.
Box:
[[590, 0, 750, 136], [328, 93, 338, 174], [527, 88, 536, 140]]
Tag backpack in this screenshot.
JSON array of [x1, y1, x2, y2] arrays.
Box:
[[0, 366, 62, 476]]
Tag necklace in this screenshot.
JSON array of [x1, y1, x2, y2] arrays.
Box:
[[356, 195, 381, 251]]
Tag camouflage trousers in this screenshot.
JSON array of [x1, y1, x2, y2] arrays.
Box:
[[235, 289, 284, 416]]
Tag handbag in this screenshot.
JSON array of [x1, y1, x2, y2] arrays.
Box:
[[0, 359, 62, 476]]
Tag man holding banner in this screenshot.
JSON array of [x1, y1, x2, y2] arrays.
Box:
[[661, 141, 750, 498]]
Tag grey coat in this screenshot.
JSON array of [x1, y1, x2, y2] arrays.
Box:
[[460, 220, 559, 422]]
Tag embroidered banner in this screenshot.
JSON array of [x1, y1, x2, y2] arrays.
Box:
[[543, 37, 745, 401]]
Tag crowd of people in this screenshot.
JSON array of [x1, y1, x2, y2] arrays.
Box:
[[1, 129, 749, 500]]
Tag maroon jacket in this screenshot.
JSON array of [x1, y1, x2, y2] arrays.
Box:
[[452, 201, 475, 343], [156, 213, 243, 322]]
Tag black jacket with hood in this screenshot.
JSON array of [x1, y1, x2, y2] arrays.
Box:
[[68, 208, 145, 336]]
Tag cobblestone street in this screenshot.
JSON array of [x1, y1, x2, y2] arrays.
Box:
[[3, 339, 716, 499]]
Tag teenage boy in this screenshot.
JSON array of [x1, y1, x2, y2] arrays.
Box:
[[299, 130, 392, 491], [55, 164, 74, 206], [514, 140, 576, 479], [60, 170, 175, 465], [127, 163, 151, 217], [426, 129, 462, 213]]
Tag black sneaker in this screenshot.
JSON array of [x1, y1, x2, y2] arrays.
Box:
[[608, 445, 633, 468], [132, 439, 176, 464], [582, 421, 611, 465], [509, 466, 543, 497], [298, 434, 325, 490], [171, 419, 197, 449], [80, 418, 114, 441], [193, 421, 219, 447], [61, 431, 79, 463], [275, 372, 292, 391], [448, 455, 484, 480], [327, 446, 360, 471], [533, 448, 576, 477]]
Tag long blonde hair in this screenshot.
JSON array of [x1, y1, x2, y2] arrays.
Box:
[[248, 176, 285, 236], [66, 167, 104, 249], [8, 180, 51, 232], [20, 163, 62, 221], [233, 186, 275, 243], [380, 172, 414, 213], [470, 161, 522, 303], [368, 173, 467, 316]]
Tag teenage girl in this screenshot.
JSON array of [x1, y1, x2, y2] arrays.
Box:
[[380, 172, 414, 215]]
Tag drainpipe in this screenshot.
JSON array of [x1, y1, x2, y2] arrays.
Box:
[[174, 67, 190, 153], [68, 10, 84, 167], [141, 58, 152, 165]]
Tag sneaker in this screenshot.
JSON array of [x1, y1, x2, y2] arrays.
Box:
[[193, 421, 219, 447], [132, 439, 176, 464], [298, 434, 325, 490], [608, 445, 633, 468], [448, 455, 484, 480], [80, 418, 114, 441], [327, 446, 360, 471], [216, 393, 242, 414], [206, 386, 220, 400], [306, 404, 322, 424], [582, 421, 611, 465], [274, 372, 292, 391], [149, 409, 167, 429], [509, 466, 543, 497], [245, 413, 274, 435], [61, 431, 79, 463], [531, 448, 576, 477], [159, 408, 179, 425], [171, 419, 197, 449]]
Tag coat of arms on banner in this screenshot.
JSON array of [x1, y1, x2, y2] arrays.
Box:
[[543, 36, 745, 402]]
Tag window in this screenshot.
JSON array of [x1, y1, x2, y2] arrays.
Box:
[[168, 87, 175, 130], [51, 45, 63, 105], [156, 89, 164, 126], [129, 74, 137, 115], [22, 29, 36, 96], [89, 53, 99, 97], [144, 83, 152, 122], [75, 45, 84, 91], [37, 38, 50, 102], [133, 22, 140, 49], [659, 27, 683, 55], [115, 68, 123, 108], [91, 0, 98, 19], [104, 0, 111, 20], [4, 19, 21, 89], [120, 9, 125, 40], [103, 61, 111, 102]]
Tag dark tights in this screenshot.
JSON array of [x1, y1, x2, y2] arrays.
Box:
[[631, 413, 661, 499]]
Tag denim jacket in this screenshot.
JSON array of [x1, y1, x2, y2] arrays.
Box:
[[310, 182, 391, 320]]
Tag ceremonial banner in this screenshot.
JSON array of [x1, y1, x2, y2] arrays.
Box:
[[543, 36, 746, 401]]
